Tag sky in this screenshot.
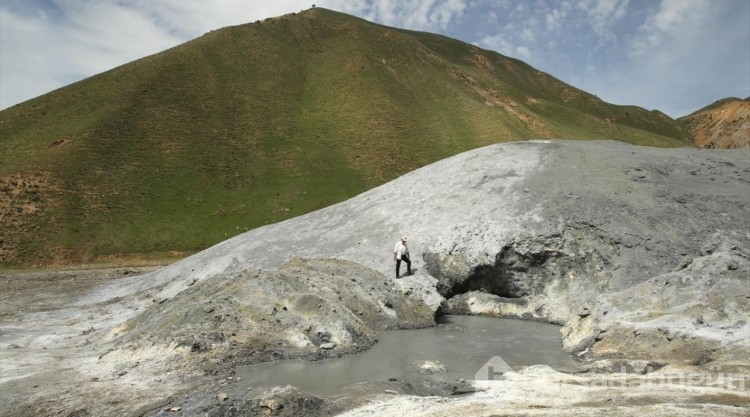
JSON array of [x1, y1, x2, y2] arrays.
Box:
[[1, 0, 748, 118]]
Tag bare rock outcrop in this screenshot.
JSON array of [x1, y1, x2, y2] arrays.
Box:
[[108, 258, 434, 369], [679, 97, 750, 149], [561, 231, 749, 363]]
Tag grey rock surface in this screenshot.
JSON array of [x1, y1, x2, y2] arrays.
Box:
[[129, 140, 748, 307], [110, 258, 434, 366], [125, 139, 747, 363]]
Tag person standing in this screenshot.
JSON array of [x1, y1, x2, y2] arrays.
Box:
[[393, 236, 411, 278]]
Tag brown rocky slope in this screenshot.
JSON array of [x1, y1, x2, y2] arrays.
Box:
[[679, 97, 750, 149]]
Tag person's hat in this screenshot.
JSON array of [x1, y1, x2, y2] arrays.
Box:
[[401, 236, 408, 241]]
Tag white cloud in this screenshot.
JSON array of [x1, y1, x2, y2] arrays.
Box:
[[0, 0, 327, 109], [485, 10, 498, 24], [0, 7, 61, 108], [61, 2, 183, 73], [0, 0, 188, 109], [1, 0, 474, 109], [575, 0, 749, 117], [332, 0, 467, 32], [434, 0, 468, 28], [520, 18, 538, 42], [576, 0, 629, 43], [629, 0, 710, 57], [515, 46, 532, 61], [545, 7, 565, 29], [0, 0, 747, 118], [0, 0, 474, 109], [477, 34, 515, 56]]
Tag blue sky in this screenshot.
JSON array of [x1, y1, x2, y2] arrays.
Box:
[[1, 0, 748, 117]]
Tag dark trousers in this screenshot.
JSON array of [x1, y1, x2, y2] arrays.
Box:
[[396, 255, 411, 277]]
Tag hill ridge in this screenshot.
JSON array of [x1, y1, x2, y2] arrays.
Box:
[[0, 7, 692, 267], [678, 97, 750, 149]]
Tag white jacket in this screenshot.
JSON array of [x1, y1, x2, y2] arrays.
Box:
[[394, 241, 409, 260]]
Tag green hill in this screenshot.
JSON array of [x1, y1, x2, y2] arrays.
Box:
[[0, 7, 691, 267]]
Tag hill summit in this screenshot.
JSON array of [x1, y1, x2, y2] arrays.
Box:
[[679, 97, 750, 149], [0, 7, 691, 267]]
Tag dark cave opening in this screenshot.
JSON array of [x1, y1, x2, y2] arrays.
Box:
[[427, 239, 562, 301], [448, 262, 523, 299]]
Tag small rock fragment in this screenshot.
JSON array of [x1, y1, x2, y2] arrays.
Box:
[[412, 360, 448, 374], [260, 396, 284, 410]]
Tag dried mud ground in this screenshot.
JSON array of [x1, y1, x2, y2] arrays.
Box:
[[0, 267, 165, 404], [0, 267, 160, 315]]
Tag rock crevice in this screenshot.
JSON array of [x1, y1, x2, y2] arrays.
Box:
[[434, 223, 617, 321]]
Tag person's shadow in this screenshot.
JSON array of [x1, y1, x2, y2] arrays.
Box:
[[403, 267, 419, 276]]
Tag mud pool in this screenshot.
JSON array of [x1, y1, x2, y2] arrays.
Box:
[[237, 315, 578, 396]]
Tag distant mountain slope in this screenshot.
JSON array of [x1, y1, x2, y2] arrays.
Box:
[[678, 97, 750, 149], [0, 7, 691, 267]]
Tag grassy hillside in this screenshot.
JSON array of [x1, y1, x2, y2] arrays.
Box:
[[0, 7, 692, 267]]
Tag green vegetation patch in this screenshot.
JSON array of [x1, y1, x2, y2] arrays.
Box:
[[0, 7, 692, 267]]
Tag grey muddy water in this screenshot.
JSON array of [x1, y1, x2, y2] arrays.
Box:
[[236, 315, 578, 396]]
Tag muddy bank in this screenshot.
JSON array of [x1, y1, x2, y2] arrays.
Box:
[[0, 267, 160, 317]]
